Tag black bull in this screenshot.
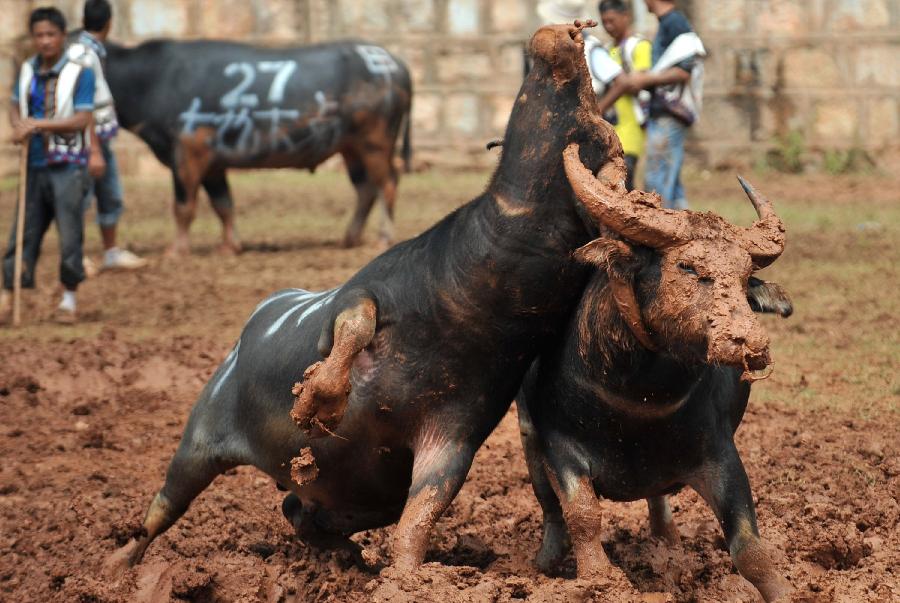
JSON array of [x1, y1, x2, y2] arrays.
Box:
[[104, 39, 412, 254], [107, 22, 619, 574]]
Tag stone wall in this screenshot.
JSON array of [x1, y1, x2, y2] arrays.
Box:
[[0, 0, 897, 175]]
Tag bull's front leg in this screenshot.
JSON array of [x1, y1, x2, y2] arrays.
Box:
[[543, 461, 611, 579], [691, 445, 792, 602], [647, 495, 681, 545], [391, 426, 479, 570], [517, 401, 571, 573], [290, 294, 377, 436]]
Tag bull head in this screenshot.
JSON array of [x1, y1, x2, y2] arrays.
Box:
[[564, 143, 787, 381]]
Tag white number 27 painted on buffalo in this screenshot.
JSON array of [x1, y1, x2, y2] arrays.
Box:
[[220, 60, 298, 109]]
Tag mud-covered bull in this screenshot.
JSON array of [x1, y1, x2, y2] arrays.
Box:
[[518, 146, 793, 601], [104, 39, 412, 254], [107, 22, 627, 573]]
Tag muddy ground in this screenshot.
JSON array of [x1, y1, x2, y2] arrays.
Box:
[[0, 167, 897, 602]]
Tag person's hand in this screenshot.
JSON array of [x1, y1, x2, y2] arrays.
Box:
[[88, 149, 106, 179], [623, 72, 652, 94], [12, 118, 38, 144]]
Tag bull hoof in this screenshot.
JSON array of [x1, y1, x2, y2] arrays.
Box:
[[163, 244, 190, 259], [759, 577, 793, 602], [216, 241, 243, 256], [102, 539, 144, 579], [535, 520, 570, 575], [342, 235, 362, 249], [650, 520, 681, 546]]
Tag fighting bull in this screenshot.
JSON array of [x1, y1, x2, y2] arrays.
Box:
[[104, 39, 412, 254], [517, 145, 793, 600], [107, 22, 626, 572]]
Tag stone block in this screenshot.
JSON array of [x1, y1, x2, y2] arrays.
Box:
[[445, 92, 480, 134], [828, 0, 890, 30], [781, 48, 842, 88], [754, 1, 808, 35], [490, 0, 528, 33], [856, 45, 900, 87], [490, 94, 515, 132], [338, 0, 391, 32], [448, 0, 480, 35], [693, 97, 751, 144], [498, 42, 528, 77], [701, 0, 746, 33], [413, 93, 442, 135], [129, 0, 189, 38], [812, 100, 859, 142], [436, 49, 492, 84], [395, 0, 436, 32], [866, 98, 898, 147], [197, 0, 258, 38]]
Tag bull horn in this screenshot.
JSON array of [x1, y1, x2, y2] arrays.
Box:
[[736, 176, 785, 268], [563, 143, 691, 248]]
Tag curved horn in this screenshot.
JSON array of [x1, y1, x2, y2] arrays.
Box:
[[563, 143, 691, 248], [736, 176, 786, 267]]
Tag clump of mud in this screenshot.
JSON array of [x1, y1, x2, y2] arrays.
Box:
[[290, 447, 319, 486]]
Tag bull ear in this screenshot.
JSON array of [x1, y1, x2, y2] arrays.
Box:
[[576, 238, 658, 351], [574, 238, 640, 279], [747, 276, 793, 318]]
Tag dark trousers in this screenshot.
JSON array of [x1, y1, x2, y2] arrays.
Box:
[[3, 164, 88, 291], [624, 154, 638, 192]]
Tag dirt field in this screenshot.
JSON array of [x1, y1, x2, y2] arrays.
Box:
[[1, 166, 897, 602]]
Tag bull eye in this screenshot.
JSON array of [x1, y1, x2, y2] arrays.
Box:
[[677, 261, 697, 275]]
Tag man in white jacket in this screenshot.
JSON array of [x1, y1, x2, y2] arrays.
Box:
[[597, 0, 705, 209], [75, 0, 147, 270]]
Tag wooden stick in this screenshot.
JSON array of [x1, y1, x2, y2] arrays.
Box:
[[12, 138, 28, 327]]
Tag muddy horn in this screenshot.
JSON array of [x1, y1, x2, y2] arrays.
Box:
[[736, 176, 786, 268], [563, 143, 691, 248]]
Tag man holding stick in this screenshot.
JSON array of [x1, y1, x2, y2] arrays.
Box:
[[0, 6, 98, 325]]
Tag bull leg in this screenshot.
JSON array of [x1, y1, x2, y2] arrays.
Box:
[[290, 295, 377, 436], [647, 495, 680, 544], [691, 446, 792, 602], [544, 464, 612, 579], [165, 170, 200, 258], [341, 151, 378, 248], [517, 402, 570, 573], [202, 169, 242, 255], [391, 433, 478, 570], [104, 424, 235, 575], [374, 170, 398, 248]]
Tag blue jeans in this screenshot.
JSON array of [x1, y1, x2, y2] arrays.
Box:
[[84, 139, 124, 227], [644, 116, 688, 210]]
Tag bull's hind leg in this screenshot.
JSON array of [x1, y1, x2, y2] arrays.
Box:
[[203, 169, 242, 255], [517, 403, 571, 573], [691, 445, 792, 602], [104, 408, 237, 574], [647, 496, 680, 544], [340, 150, 379, 248], [291, 293, 377, 436], [392, 429, 479, 570]]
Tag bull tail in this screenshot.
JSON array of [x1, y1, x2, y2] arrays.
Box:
[[400, 111, 412, 173]]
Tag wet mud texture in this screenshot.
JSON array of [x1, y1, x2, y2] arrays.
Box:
[[0, 336, 896, 602]]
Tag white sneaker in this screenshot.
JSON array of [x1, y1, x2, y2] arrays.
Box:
[[102, 248, 148, 271]]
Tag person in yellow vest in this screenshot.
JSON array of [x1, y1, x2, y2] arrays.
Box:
[[599, 0, 651, 191]]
